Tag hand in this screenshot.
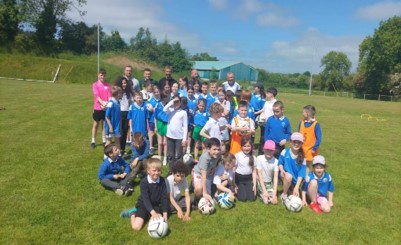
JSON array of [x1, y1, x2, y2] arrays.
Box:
[[177, 209, 184, 219], [220, 174, 228, 180], [181, 140, 187, 148], [293, 189, 300, 197], [226, 124, 232, 130], [302, 200, 308, 207], [182, 212, 191, 222], [329, 201, 334, 207], [234, 185, 238, 194], [120, 173, 127, 178], [279, 139, 287, 146], [130, 159, 139, 169], [253, 184, 256, 195], [228, 190, 235, 201], [281, 171, 286, 179], [150, 212, 161, 220], [312, 149, 316, 154], [203, 193, 212, 201], [271, 195, 278, 204]]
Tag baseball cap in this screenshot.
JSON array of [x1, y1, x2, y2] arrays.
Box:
[[313, 155, 326, 165], [263, 140, 276, 150], [290, 132, 304, 142]]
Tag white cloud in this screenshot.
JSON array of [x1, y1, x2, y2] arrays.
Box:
[[356, 1, 401, 21], [252, 28, 363, 73], [257, 13, 299, 28], [67, 0, 201, 51], [208, 0, 228, 10]]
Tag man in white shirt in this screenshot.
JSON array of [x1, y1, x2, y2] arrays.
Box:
[[222, 72, 241, 94]]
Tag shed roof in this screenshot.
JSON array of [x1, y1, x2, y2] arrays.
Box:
[[192, 61, 241, 70]]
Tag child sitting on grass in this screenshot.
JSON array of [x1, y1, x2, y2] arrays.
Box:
[[213, 153, 236, 201], [98, 144, 131, 196], [127, 132, 150, 189], [120, 157, 168, 231], [302, 155, 334, 214], [166, 160, 192, 221]]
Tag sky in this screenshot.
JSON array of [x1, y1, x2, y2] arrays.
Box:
[[68, 0, 401, 74]]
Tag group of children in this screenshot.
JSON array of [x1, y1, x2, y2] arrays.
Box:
[[92, 67, 335, 232]]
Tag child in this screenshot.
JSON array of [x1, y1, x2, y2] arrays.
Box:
[[127, 132, 150, 187], [261, 87, 278, 123], [178, 76, 189, 98], [213, 153, 236, 201], [180, 96, 194, 154], [141, 79, 153, 101], [192, 99, 208, 161], [115, 76, 133, 156], [170, 82, 179, 98], [278, 132, 307, 204], [198, 82, 209, 101], [298, 105, 322, 168], [193, 137, 222, 201], [154, 94, 169, 165], [193, 81, 201, 99], [256, 140, 279, 205], [206, 80, 219, 112], [264, 100, 292, 159], [91, 68, 111, 149], [98, 144, 131, 196], [200, 103, 226, 152], [229, 100, 255, 155], [301, 155, 334, 214], [166, 160, 192, 221], [233, 136, 256, 202], [120, 157, 168, 231], [105, 86, 122, 149], [147, 85, 161, 154], [186, 85, 197, 111], [164, 95, 188, 173], [128, 91, 149, 140], [233, 90, 255, 121]]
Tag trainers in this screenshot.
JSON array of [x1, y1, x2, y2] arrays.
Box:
[[163, 159, 167, 166], [90, 142, 95, 149], [123, 186, 134, 196], [120, 207, 137, 218], [310, 202, 322, 214], [149, 148, 154, 155], [115, 188, 124, 196], [280, 193, 287, 205]]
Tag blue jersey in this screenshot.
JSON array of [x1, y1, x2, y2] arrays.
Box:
[[206, 93, 219, 112], [178, 88, 188, 98], [105, 98, 121, 135], [302, 171, 334, 197], [250, 93, 265, 111], [233, 106, 256, 121], [187, 98, 197, 112], [148, 97, 161, 123], [128, 102, 148, 137], [278, 148, 307, 185], [193, 110, 209, 127], [98, 156, 130, 180], [155, 102, 169, 123], [264, 115, 292, 144]]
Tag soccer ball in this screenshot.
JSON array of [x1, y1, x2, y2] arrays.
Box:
[[217, 192, 234, 209], [198, 197, 216, 215], [147, 218, 168, 239], [146, 103, 154, 112], [285, 195, 303, 212], [237, 121, 249, 135], [183, 153, 194, 168]]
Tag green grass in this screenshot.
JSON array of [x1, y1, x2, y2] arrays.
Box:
[[0, 79, 400, 244]]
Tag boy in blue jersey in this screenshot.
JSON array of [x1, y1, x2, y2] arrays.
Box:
[[127, 132, 150, 189], [206, 80, 219, 112], [264, 100, 292, 159], [98, 144, 131, 196], [105, 86, 123, 150], [302, 155, 334, 214], [128, 91, 149, 141], [147, 85, 161, 154]]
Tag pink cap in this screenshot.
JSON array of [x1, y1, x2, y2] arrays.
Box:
[[263, 140, 276, 150]]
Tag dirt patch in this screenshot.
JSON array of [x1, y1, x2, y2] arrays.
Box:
[[105, 56, 161, 72]]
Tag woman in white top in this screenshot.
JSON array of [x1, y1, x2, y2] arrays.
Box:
[[115, 76, 133, 155]]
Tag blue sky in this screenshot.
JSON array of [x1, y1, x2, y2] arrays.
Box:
[[69, 0, 401, 73]]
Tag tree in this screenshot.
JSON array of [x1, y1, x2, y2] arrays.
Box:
[[20, 0, 86, 54], [59, 21, 100, 54], [320, 51, 352, 91], [0, 0, 20, 50], [357, 16, 401, 94], [190, 52, 218, 61], [103, 30, 127, 52]]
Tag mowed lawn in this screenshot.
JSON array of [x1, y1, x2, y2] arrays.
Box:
[[0, 79, 400, 244]]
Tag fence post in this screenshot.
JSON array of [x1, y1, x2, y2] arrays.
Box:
[[378, 94, 381, 101], [364, 93, 366, 100]]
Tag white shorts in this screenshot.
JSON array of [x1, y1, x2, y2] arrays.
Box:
[[192, 170, 212, 195]]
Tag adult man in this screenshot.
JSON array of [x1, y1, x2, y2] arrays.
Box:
[[124, 65, 140, 93], [139, 68, 157, 90], [222, 72, 241, 94], [158, 65, 177, 90], [188, 68, 201, 86]]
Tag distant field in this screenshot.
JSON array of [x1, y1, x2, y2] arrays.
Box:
[[0, 79, 400, 244]]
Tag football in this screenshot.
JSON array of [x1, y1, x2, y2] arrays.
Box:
[[217, 192, 234, 209], [183, 153, 194, 168], [147, 218, 168, 239], [285, 195, 303, 212], [198, 197, 216, 215], [146, 103, 154, 112]]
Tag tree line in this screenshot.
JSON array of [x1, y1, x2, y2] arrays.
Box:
[[0, 0, 399, 96]]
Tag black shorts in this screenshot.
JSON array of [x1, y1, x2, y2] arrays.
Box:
[[134, 203, 163, 222], [93, 110, 105, 122]]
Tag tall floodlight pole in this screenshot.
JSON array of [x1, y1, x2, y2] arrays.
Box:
[[97, 23, 100, 72]]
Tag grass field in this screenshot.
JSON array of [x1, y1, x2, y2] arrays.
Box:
[[0, 79, 400, 244]]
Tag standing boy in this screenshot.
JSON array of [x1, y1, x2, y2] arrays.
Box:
[[91, 69, 111, 149], [98, 144, 131, 196], [105, 86, 122, 149], [128, 91, 149, 140], [120, 157, 169, 231], [264, 100, 292, 159]]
